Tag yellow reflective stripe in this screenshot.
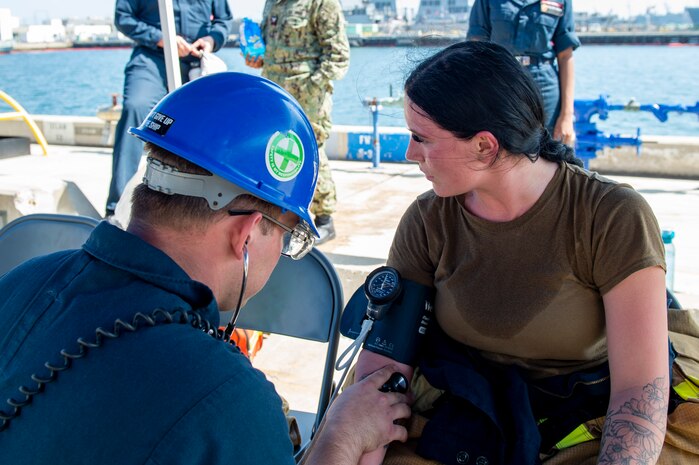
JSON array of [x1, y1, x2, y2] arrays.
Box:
[[555, 424, 596, 450], [673, 376, 699, 400]]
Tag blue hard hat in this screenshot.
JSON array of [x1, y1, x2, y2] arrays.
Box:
[[130, 72, 319, 236]]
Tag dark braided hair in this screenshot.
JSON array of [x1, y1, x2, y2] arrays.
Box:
[[405, 41, 582, 167]]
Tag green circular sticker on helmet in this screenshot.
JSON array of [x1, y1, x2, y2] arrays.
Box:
[[265, 130, 305, 181]]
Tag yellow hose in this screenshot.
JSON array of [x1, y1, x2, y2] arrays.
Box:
[[0, 90, 49, 156]]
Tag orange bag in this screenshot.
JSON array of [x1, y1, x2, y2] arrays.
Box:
[[220, 327, 265, 359]]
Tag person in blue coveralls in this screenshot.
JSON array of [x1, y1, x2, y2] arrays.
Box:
[[104, 0, 233, 217], [0, 73, 410, 464], [468, 0, 580, 146]]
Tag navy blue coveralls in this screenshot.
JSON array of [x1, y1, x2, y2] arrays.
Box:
[[468, 0, 580, 130], [106, 0, 233, 215], [0, 222, 295, 464]]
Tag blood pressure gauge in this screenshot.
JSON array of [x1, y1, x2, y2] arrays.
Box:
[[364, 266, 402, 320]]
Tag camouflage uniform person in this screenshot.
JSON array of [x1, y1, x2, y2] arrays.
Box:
[[247, 0, 350, 244]]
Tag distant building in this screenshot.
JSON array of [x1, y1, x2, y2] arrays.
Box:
[[372, 0, 398, 18], [688, 8, 699, 28], [72, 24, 114, 43], [415, 0, 470, 24], [20, 19, 66, 43], [344, 0, 405, 38], [0, 8, 17, 44], [345, 0, 398, 24], [574, 12, 618, 33]]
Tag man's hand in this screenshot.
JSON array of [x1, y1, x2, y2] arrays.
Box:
[[192, 36, 215, 57], [156, 36, 194, 57], [304, 366, 411, 465], [245, 54, 264, 69], [553, 113, 576, 146]]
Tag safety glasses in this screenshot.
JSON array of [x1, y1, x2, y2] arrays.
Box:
[[228, 209, 315, 260]]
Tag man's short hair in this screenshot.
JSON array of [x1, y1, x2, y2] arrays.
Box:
[[131, 142, 280, 232]]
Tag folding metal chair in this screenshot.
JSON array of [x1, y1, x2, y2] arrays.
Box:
[[0, 213, 100, 276]]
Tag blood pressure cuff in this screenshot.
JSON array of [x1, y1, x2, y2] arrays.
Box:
[[340, 278, 435, 365]]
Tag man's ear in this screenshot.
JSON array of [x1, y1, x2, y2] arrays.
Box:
[[227, 212, 263, 260], [473, 131, 500, 163]]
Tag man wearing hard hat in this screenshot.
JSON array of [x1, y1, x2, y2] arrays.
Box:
[[0, 73, 409, 464]]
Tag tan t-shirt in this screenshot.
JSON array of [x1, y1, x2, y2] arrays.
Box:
[[388, 162, 665, 378]]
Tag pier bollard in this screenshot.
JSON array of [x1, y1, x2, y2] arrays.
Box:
[[370, 100, 381, 168], [362, 94, 404, 169], [361, 97, 383, 168]]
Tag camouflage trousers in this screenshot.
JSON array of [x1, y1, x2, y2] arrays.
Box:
[[263, 71, 337, 216]]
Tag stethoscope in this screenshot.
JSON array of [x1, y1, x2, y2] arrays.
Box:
[[222, 242, 249, 341], [298, 266, 408, 464]]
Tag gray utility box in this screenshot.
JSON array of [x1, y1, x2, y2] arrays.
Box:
[[0, 137, 31, 158]]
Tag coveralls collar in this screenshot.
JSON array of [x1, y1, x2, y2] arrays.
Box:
[[83, 221, 219, 320]]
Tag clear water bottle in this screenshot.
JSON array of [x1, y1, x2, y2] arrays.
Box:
[[662, 229, 675, 291]]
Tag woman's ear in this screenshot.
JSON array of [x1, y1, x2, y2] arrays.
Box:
[[473, 131, 500, 163], [227, 212, 262, 260]]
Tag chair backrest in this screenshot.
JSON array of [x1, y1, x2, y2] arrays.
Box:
[[0, 213, 100, 276], [222, 247, 343, 454]]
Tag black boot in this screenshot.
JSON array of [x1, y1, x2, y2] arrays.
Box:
[[314, 215, 336, 245]]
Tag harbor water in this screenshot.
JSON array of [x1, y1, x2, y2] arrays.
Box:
[[1, 45, 698, 136]]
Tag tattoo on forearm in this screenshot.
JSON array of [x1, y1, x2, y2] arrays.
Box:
[[598, 377, 668, 465]]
